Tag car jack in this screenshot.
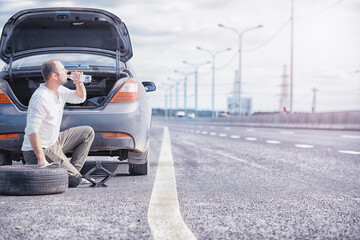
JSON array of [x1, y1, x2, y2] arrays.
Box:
[[83, 161, 115, 187]]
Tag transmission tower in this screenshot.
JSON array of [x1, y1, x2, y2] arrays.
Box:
[[312, 87, 318, 113], [279, 65, 289, 113]]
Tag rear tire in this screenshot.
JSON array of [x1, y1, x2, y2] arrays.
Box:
[[0, 165, 68, 195], [129, 150, 149, 175], [0, 151, 12, 166]]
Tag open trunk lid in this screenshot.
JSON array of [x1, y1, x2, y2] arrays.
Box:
[[0, 8, 133, 64]]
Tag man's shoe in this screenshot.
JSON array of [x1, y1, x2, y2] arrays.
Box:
[[68, 174, 82, 188], [80, 178, 91, 185]]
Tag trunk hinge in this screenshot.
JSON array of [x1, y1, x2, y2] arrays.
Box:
[[9, 53, 13, 83], [116, 49, 120, 80], [9, 39, 15, 82]]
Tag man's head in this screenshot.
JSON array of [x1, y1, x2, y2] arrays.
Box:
[[41, 60, 68, 85]]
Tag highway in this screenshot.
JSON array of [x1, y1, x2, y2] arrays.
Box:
[[0, 118, 359, 239]]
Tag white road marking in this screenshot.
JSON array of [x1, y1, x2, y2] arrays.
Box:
[[148, 127, 197, 240], [190, 130, 194, 133], [341, 135, 360, 139], [246, 129, 256, 132], [295, 144, 314, 148], [339, 150, 360, 155], [224, 127, 231, 131], [245, 137, 257, 141], [280, 131, 294, 134], [210, 132, 217, 136], [201, 131, 208, 134], [219, 133, 227, 137], [266, 140, 281, 144], [230, 135, 240, 139], [195, 130, 201, 134], [177, 139, 268, 170]]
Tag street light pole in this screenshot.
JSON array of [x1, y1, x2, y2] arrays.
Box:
[[182, 60, 210, 118], [290, 0, 294, 113], [218, 23, 262, 115], [196, 46, 231, 118], [174, 70, 193, 117], [162, 83, 174, 118], [167, 77, 182, 113]]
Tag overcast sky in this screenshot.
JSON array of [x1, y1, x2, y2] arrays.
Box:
[[0, 0, 359, 113]]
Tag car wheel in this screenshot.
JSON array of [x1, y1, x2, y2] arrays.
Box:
[[0, 165, 68, 195], [0, 151, 12, 166], [129, 150, 149, 175]]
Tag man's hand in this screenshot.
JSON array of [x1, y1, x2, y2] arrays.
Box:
[[70, 71, 86, 99], [38, 156, 49, 166], [28, 132, 49, 166], [70, 71, 83, 85]]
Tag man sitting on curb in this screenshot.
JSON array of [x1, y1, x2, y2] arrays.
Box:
[[22, 59, 94, 187]]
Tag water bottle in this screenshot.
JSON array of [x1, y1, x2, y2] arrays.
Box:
[[67, 74, 92, 83]]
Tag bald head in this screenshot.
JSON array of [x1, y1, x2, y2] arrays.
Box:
[[41, 59, 60, 82]]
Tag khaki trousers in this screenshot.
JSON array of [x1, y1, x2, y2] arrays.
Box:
[[23, 126, 94, 177]]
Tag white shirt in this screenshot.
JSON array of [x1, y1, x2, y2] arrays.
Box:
[[22, 84, 85, 151]]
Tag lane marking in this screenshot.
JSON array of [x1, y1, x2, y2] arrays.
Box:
[[230, 135, 240, 139], [295, 144, 314, 148], [339, 150, 360, 155], [266, 140, 281, 144], [195, 130, 201, 134], [245, 137, 257, 141], [210, 132, 217, 136], [201, 131, 208, 134], [148, 127, 197, 240], [177, 140, 268, 170], [280, 131, 294, 134], [341, 135, 360, 139], [219, 133, 227, 137], [190, 130, 194, 133], [246, 129, 256, 132], [224, 127, 231, 131]]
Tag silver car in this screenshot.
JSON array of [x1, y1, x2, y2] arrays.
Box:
[[0, 8, 156, 175]]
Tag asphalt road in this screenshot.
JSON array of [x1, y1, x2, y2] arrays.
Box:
[[1, 118, 359, 239]]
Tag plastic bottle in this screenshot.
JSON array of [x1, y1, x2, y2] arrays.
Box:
[[67, 74, 92, 83]]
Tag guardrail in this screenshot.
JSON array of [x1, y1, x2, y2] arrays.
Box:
[[210, 111, 360, 130]]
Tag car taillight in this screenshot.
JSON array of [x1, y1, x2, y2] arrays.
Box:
[[0, 133, 19, 139], [102, 132, 132, 139], [110, 78, 140, 103], [0, 86, 12, 104]]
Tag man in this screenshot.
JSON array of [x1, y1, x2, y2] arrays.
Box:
[[22, 59, 94, 188]]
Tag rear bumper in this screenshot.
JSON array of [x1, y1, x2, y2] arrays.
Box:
[[0, 103, 151, 155]]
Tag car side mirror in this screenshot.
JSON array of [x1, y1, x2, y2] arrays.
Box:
[[142, 81, 156, 92]]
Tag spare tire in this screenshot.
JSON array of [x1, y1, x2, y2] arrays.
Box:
[[0, 165, 68, 196]]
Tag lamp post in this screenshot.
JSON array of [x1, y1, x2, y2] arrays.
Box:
[[196, 46, 231, 118], [174, 70, 194, 117], [182, 60, 210, 118], [218, 23, 262, 115], [162, 83, 174, 118], [167, 77, 182, 113]]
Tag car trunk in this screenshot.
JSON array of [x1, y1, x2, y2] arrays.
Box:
[[3, 72, 127, 108]]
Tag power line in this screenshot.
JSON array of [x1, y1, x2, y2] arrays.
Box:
[[243, 20, 291, 53], [215, 51, 238, 70], [295, 0, 345, 20]]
